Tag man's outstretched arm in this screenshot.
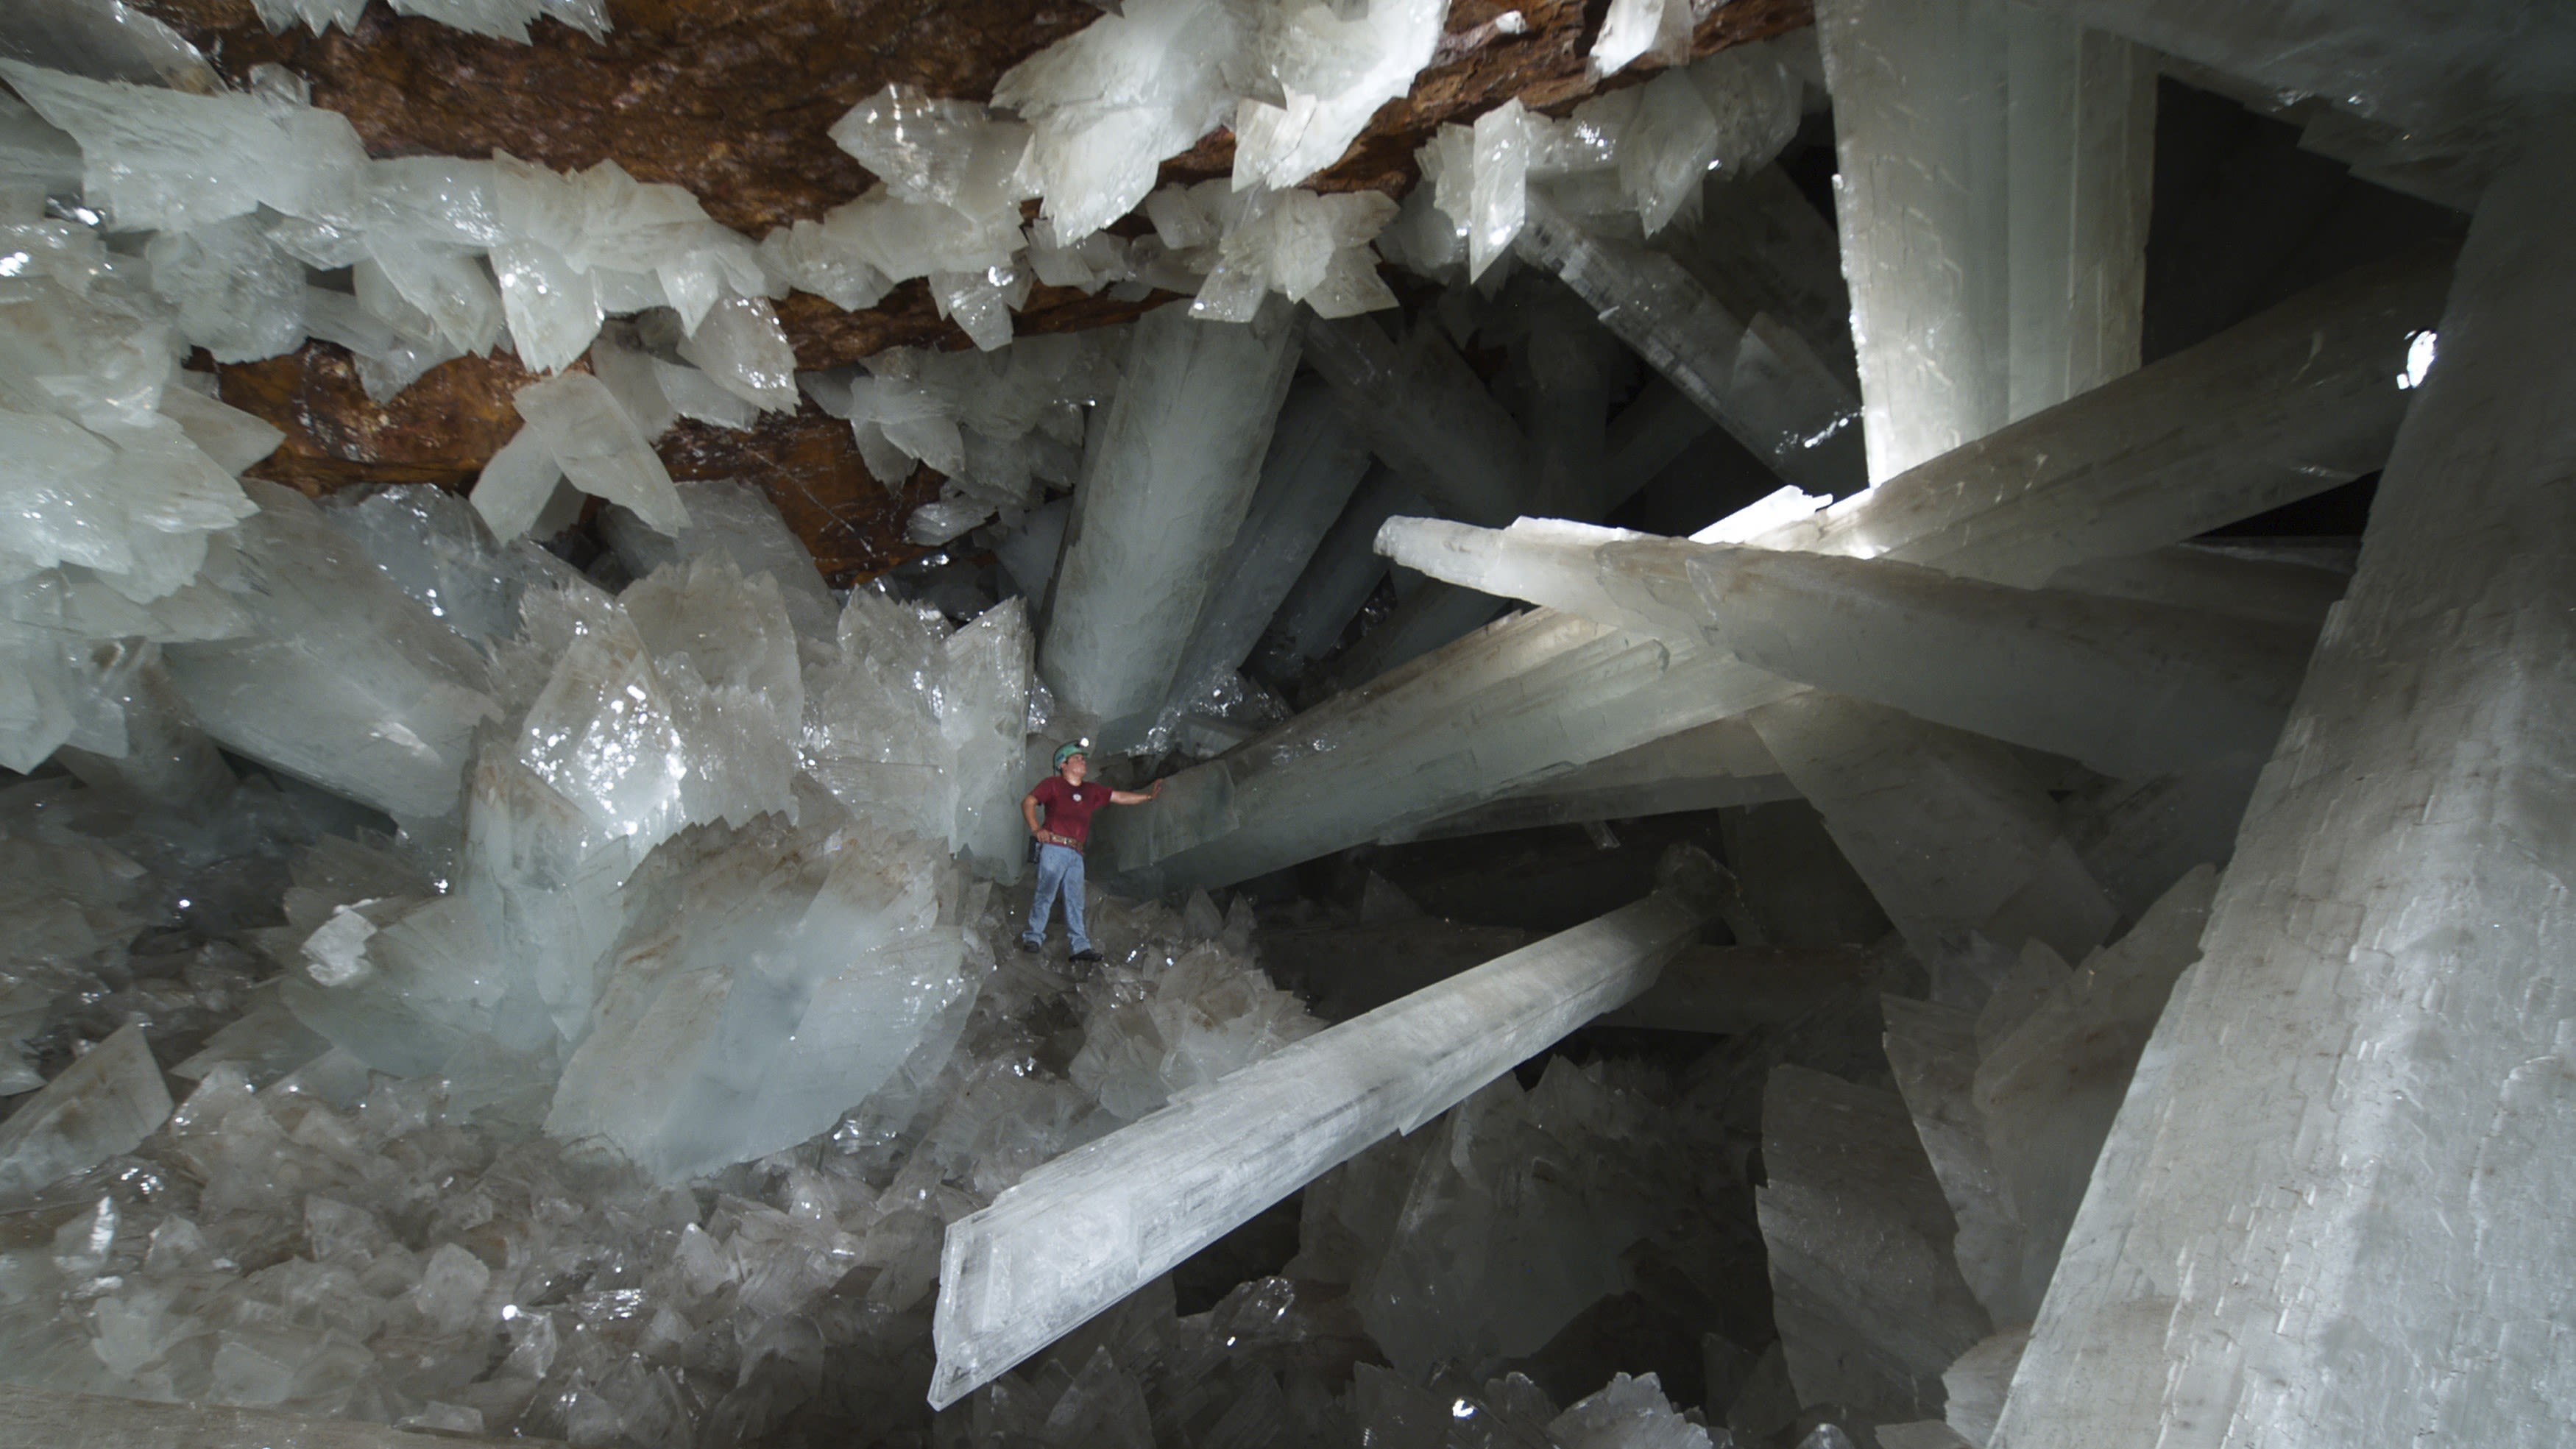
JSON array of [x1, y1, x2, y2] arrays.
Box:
[[1107, 781, 1164, 806]]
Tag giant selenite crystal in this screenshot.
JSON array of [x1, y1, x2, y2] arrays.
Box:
[[1758, 1064, 1992, 1431], [163, 484, 497, 823], [1816, 0, 2154, 480], [1377, 517, 2313, 782], [1992, 123, 2576, 1449], [927, 847, 1732, 1406], [1038, 301, 1298, 731], [1099, 253, 2443, 891], [0, 1023, 171, 1203], [1517, 192, 1866, 498]]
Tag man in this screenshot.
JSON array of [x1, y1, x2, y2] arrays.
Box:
[[1020, 740, 1161, 963]]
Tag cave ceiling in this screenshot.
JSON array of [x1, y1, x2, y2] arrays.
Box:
[[132, 0, 1811, 582]]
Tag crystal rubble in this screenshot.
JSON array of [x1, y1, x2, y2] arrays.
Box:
[[1379, 516, 2314, 782], [1992, 127, 2576, 1449], [1516, 191, 1867, 498], [0, 866, 1334, 1441], [1814, 0, 2154, 482], [0, 1022, 170, 1203], [1156, 377, 1371, 725], [927, 845, 1731, 1406], [1757, 1063, 1995, 1431], [1036, 300, 1300, 736], [1089, 250, 2449, 893]]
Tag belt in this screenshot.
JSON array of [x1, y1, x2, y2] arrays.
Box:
[[1036, 832, 1084, 852]]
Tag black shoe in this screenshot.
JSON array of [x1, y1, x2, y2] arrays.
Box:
[[1069, 949, 1105, 965], [1017, 938, 1041, 954]]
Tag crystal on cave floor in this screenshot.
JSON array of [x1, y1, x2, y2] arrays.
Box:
[[928, 846, 1731, 1406], [1757, 1063, 1992, 1431], [1517, 191, 1866, 498], [1100, 252, 2445, 890], [1037, 301, 1300, 731], [1995, 121, 2576, 1449], [1815, 0, 2152, 481], [0, 1022, 172, 1204]]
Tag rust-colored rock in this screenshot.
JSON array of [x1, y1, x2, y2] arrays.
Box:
[[149, 0, 1811, 578], [221, 345, 539, 493], [659, 408, 946, 587]]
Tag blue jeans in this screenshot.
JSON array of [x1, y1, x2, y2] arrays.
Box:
[[1023, 843, 1091, 954]]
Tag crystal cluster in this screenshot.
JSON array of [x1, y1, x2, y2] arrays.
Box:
[[1390, 40, 1804, 282], [800, 331, 1122, 546]]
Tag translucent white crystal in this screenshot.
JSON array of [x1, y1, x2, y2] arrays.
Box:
[[1995, 138, 2576, 1449], [163, 483, 498, 821], [547, 821, 972, 1180], [1752, 690, 2115, 968], [489, 238, 602, 375], [1231, 0, 1446, 191], [0, 61, 369, 233], [1517, 192, 1864, 496], [0, 1022, 171, 1203], [468, 425, 566, 543], [675, 293, 798, 411], [1815, 0, 2152, 480], [511, 372, 690, 535], [1162, 378, 1370, 704], [930, 848, 1727, 1406], [598, 478, 836, 641], [1038, 301, 1300, 729], [1757, 1063, 1992, 1429], [1591, 0, 1694, 76], [144, 216, 308, 364], [1299, 313, 1529, 526], [993, 0, 1244, 239]]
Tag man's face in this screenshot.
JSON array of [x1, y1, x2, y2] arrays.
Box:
[[1061, 753, 1089, 784]]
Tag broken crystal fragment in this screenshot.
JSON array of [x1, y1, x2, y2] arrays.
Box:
[[0, 1022, 171, 1204]]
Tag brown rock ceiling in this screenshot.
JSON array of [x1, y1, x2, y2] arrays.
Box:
[[140, 0, 1809, 581]]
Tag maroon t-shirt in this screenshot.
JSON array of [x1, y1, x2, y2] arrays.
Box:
[[1030, 776, 1112, 846]]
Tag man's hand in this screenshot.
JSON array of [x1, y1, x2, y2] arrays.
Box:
[[1107, 779, 1164, 806]]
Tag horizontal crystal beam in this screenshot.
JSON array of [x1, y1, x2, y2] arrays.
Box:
[[1593, 943, 1879, 1035], [1379, 517, 2314, 781], [927, 846, 1731, 1407], [1097, 251, 2448, 890], [1384, 716, 1793, 842]]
